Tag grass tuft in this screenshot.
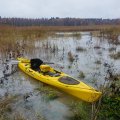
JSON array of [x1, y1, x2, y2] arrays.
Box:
[[68, 101, 90, 120], [110, 52, 120, 60], [79, 71, 85, 78], [76, 46, 86, 52], [35, 86, 59, 100], [68, 51, 75, 62]]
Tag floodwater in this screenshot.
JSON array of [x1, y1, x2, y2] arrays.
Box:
[[0, 31, 120, 120]]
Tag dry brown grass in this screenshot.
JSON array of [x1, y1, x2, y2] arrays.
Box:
[[0, 25, 49, 55], [1, 25, 120, 32], [0, 24, 120, 58], [0, 96, 18, 120]]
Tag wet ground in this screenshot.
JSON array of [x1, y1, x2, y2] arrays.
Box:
[[0, 31, 120, 120]]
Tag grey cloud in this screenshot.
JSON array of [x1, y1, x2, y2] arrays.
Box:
[[0, 0, 120, 18]]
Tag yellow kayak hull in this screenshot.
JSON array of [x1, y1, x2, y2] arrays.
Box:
[[18, 58, 102, 103]]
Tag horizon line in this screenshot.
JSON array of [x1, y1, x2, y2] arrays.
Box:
[[1, 16, 120, 19]]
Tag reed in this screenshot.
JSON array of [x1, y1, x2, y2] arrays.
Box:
[[1, 25, 120, 32], [92, 63, 120, 120], [79, 71, 85, 78], [94, 60, 101, 65], [0, 95, 18, 120], [0, 26, 50, 59], [69, 101, 90, 120], [13, 113, 26, 120], [110, 51, 120, 60], [108, 47, 116, 52], [68, 51, 75, 62], [76, 46, 86, 52]]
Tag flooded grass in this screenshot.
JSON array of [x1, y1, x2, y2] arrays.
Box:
[[68, 51, 75, 62], [0, 26, 49, 51], [13, 113, 26, 120], [78, 71, 85, 79], [110, 51, 120, 60], [76, 46, 86, 52], [0, 26, 120, 120], [108, 47, 116, 52], [0, 95, 18, 120], [68, 101, 90, 120], [97, 73, 120, 120], [94, 45, 101, 49], [94, 60, 101, 65], [35, 86, 60, 100]]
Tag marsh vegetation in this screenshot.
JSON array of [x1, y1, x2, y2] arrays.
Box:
[[0, 26, 120, 120]]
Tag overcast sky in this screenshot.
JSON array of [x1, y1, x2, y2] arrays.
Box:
[[0, 0, 120, 18]]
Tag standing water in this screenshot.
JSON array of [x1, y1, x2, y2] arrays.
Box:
[[0, 31, 120, 120]]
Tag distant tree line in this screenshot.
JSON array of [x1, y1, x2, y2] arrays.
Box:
[[0, 16, 120, 26]]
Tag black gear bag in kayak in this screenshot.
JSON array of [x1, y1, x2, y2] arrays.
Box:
[[30, 58, 43, 70]]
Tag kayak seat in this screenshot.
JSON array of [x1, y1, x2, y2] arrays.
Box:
[[43, 71, 60, 77]]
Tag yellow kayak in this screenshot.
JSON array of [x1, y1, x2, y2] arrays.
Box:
[[17, 57, 102, 103]]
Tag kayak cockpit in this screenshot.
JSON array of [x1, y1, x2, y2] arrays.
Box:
[[23, 62, 61, 77]]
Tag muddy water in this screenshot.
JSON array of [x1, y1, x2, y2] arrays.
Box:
[[0, 32, 120, 120]]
